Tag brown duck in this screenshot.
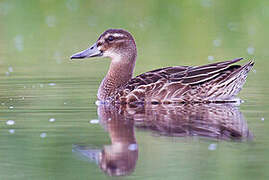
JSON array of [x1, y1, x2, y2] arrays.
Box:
[[71, 29, 254, 104]]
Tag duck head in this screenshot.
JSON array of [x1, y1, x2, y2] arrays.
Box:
[[70, 29, 137, 62]]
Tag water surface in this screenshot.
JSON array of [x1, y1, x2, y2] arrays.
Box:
[[0, 0, 269, 179]]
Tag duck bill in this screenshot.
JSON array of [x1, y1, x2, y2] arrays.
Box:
[[70, 43, 102, 59]]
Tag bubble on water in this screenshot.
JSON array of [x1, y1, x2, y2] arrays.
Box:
[[49, 118, 55, 122], [66, 0, 79, 11], [22, 96, 25, 100], [261, 117, 265, 121], [227, 22, 239, 32], [14, 35, 24, 52], [5, 71, 10, 76], [128, 144, 138, 151], [53, 51, 63, 64], [0, 2, 12, 16], [1, 102, 5, 105], [247, 46, 255, 55], [90, 119, 99, 124], [46, 15, 56, 27], [23, 85, 26, 88], [9, 106, 14, 109], [9, 129, 15, 134], [200, 0, 213, 7], [208, 56, 214, 61], [40, 133, 47, 138], [8, 66, 13, 72], [9, 98, 12, 101], [208, 143, 217, 151], [63, 102, 67, 105], [48, 83, 56, 86], [213, 39, 222, 47], [6, 120, 15, 125]]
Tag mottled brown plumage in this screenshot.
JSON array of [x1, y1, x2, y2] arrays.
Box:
[[71, 29, 254, 104], [114, 58, 254, 103]]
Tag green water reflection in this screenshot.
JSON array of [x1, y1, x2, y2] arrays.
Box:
[[0, 0, 268, 179]]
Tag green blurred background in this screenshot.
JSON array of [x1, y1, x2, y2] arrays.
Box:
[[0, 0, 268, 179]]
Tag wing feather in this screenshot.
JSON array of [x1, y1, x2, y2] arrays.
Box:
[[117, 58, 252, 103]]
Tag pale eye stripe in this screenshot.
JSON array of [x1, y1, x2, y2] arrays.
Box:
[[111, 33, 125, 38]]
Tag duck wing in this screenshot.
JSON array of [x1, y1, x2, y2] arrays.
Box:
[[124, 65, 189, 91], [118, 58, 253, 103]]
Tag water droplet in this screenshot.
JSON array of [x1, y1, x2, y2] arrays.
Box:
[[261, 117, 265, 121], [9, 106, 14, 109], [0, 2, 12, 16], [45, 15, 56, 27], [208, 143, 217, 151], [14, 35, 24, 52], [8, 66, 13, 72], [63, 102, 67, 105], [9, 129, 15, 134], [227, 22, 239, 32], [128, 144, 138, 151], [90, 119, 99, 124], [48, 83, 56, 86], [208, 56, 214, 61], [247, 46, 255, 55], [49, 118, 55, 122], [40, 133, 47, 138], [6, 120, 15, 125], [213, 39, 222, 47], [54, 51, 62, 64]]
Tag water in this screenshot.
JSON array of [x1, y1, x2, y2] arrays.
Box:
[[1, 0, 269, 179]]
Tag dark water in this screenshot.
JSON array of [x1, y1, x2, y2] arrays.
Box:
[[0, 0, 269, 179]]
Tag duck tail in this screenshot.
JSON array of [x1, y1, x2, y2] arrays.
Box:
[[217, 60, 254, 98]]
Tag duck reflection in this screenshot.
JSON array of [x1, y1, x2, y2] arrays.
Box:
[[73, 104, 138, 176], [73, 103, 252, 176]]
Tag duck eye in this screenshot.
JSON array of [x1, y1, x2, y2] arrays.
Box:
[[107, 36, 114, 42]]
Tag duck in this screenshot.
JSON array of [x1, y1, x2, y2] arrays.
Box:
[[70, 29, 254, 104]]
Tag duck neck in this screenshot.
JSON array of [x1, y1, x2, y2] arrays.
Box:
[[98, 53, 136, 101]]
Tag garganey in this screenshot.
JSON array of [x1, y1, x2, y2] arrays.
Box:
[[71, 29, 254, 104]]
